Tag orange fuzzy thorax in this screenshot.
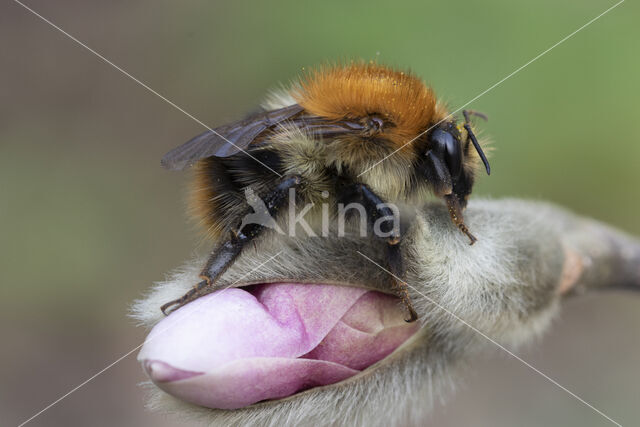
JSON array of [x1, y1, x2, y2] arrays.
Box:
[[294, 63, 439, 146]]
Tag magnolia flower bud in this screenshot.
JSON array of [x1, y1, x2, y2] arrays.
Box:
[[138, 283, 419, 409]]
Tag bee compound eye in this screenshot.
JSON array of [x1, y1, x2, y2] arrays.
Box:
[[430, 128, 462, 180], [444, 135, 463, 179]]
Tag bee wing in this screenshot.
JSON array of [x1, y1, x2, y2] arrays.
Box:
[[160, 104, 304, 170]]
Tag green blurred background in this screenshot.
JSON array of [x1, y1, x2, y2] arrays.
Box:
[[1, 1, 638, 426]]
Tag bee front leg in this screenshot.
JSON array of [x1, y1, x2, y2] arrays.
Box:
[[444, 193, 477, 245], [423, 147, 477, 245], [160, 175, 301, 315], [344, 183, 418, 322]]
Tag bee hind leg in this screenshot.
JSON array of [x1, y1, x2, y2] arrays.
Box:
[[160, 175, 302, 315]]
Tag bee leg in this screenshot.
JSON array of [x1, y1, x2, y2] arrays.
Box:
[[160, 175, 302, 315], [462, 109, 488, 122], [160, 278, 210, 315], [160, 238, 246, 315], [422, 146, 477, 245], [387, 243, 418, 322], [444, 193, 477, 245], [350, 183, 418, 322]]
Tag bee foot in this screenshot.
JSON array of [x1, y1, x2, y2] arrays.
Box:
[[160, 279, 210, 315]]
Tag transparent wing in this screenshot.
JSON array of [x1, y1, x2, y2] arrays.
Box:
[[160, 104, 304, 170]]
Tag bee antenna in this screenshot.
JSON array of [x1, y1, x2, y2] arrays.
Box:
[[462, 110, 491, 175], [464, 110, 489, 122]]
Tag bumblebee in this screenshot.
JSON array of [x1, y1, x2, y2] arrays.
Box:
[[160, 63, 490, 321]]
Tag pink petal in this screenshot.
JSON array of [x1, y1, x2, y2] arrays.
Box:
[[138, 283, 418, 409], [138, 284, 367, 372], [301, 291, 418, 370], [147, 358, 358, 409]]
